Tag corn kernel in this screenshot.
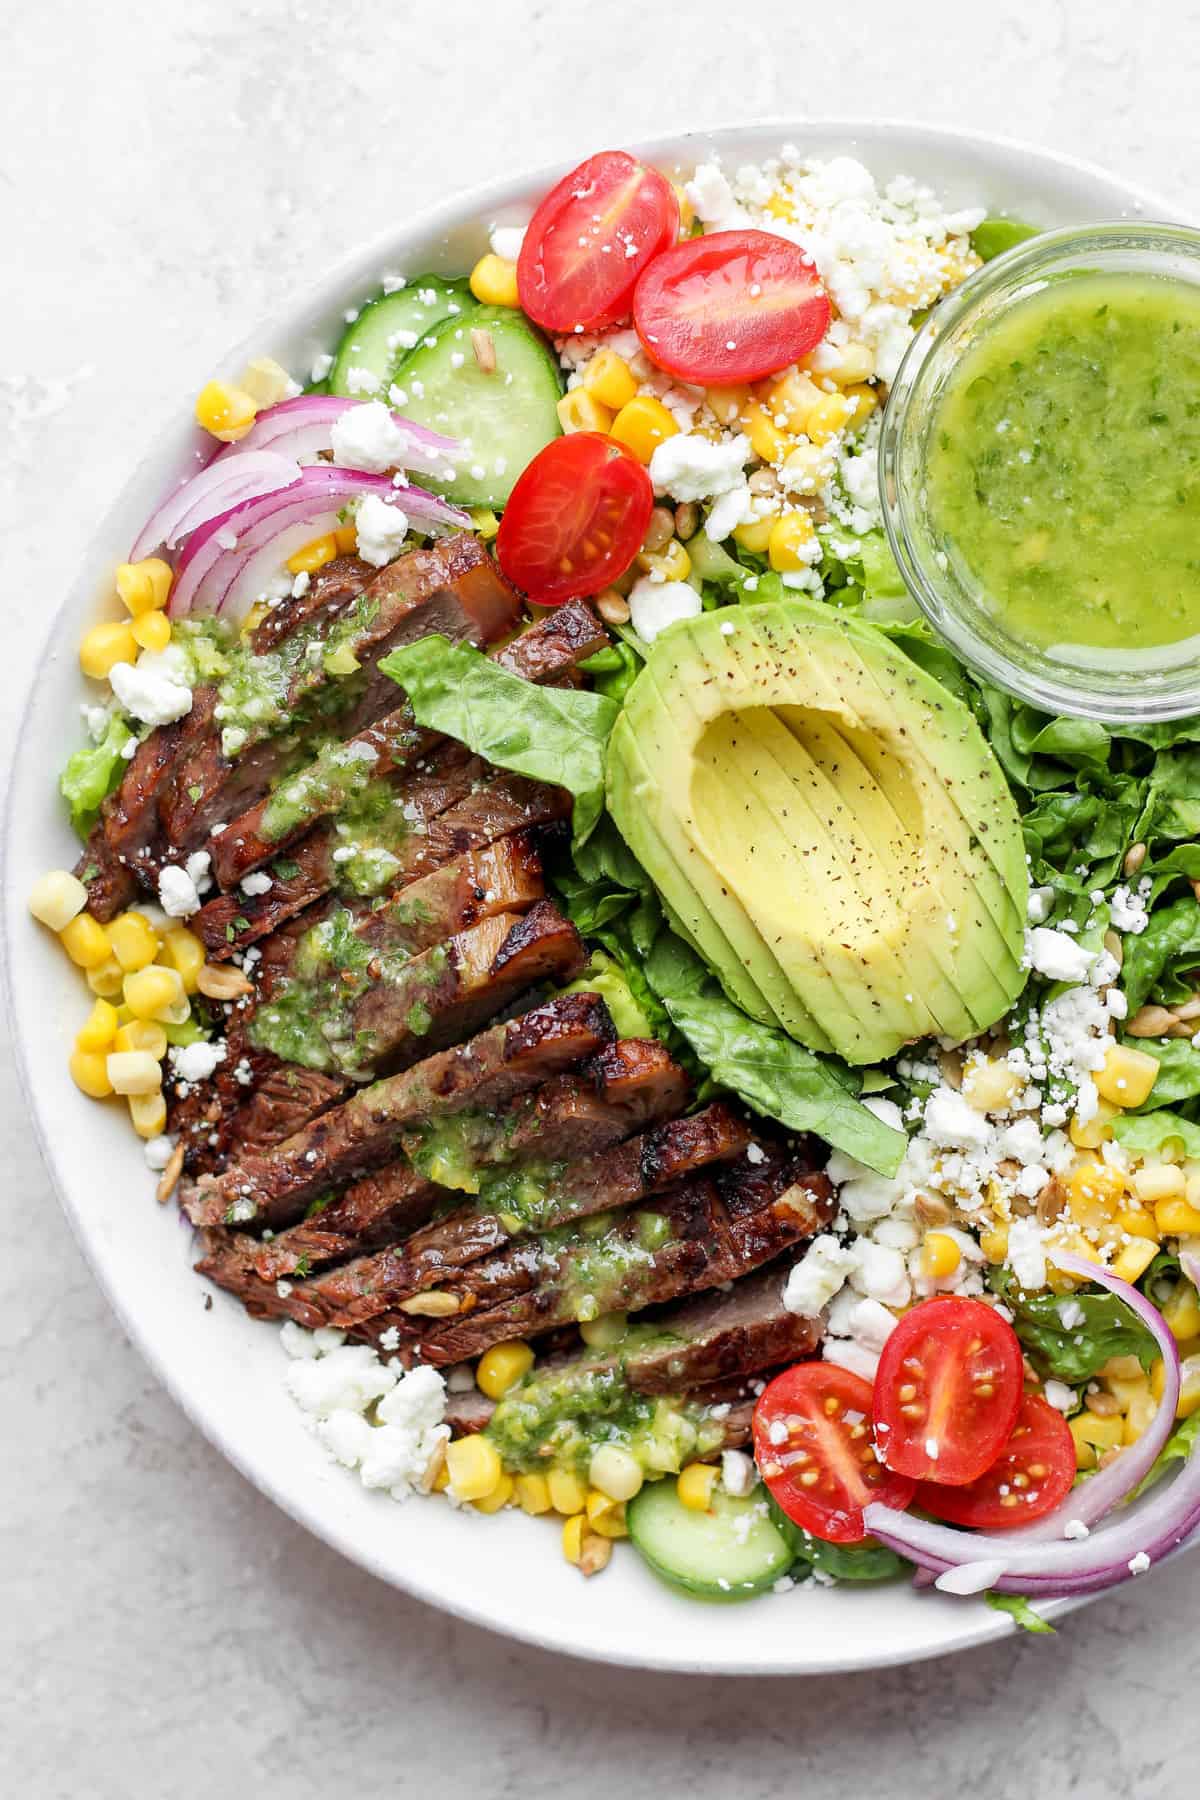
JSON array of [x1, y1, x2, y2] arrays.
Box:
[[76, 999, 120, 1053], [326, 522, 355, 556], [562, 1512, 587, 1565], [514, 1473, 552, 1516], [106, 1050, 163, 1096], [129, 1090, 168, 1139], [29, 870, 88, 932], [979, 1226, 1010, 1264], [1067, 1158, 1126, 1228], [1095, 1042, 1160, 1109], [588, 1445, 644, 1504], [108, 912, 161, 973], [922, 1230, 962, 1281], [1115, 1203, 1159, 1242], [761, 370, 822, 431], [556, 389, 614, 435], [79, 621, 138, 680], [673, 183, 695, 231], [159, 927, 206, 995], [116, 558, 173, 616], [583, 350, 638, 412], [1133, 1163, 1186, 1205], [69, 1048, 114, 1099], [195, 379, 258, 443], [86, 955, 125, 998], [1069, 1098, 1120, 1149], [811, 341, 876, 386], [469, 253, 520, 308], [1123, 1383, 1159, 1445], [239, 355, 295, 408], [287, 533, 338, 576], [579, 1311, 628, 1349], [609, 396, 679, 464], [639, 539, 692, 583], [476, 1339, 535, 1400], [546, 1467, 587, 1516], [767, 509, 817, 573], [444, 1434, 503, 1502], [962, 1057, 1022, 1114], [805, 391, 855, 446], [732, 515, 775, 554], [123, 964, 185, 1022], [59, 913, 112, 970], [1151, 1356, 1168, 1404], [1110, 1238, 1159, 1284], [585, 1490, 629, 1538], [472, 1472, 515, 1515], [131, 609, 172, 653], [1163, 1278, 1200, 1341], [1069, 1410, 1124, 1469], [113, 1019, 168, 1060], [1155, 1198, 1200, 1238], [843, 383, 880, 428], [741, 400, 787, 464], [677, 1462, 719, 1511], [705, 383, 751, 426]]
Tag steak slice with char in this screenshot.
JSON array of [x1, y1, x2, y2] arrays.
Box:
[[249, 554, 374, 652], [210, 597, 607, 888], [624, 1265, 822, 1394], [182, 990, 616, 1230]]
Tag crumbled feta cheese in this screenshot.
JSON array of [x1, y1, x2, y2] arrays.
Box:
[[1007, 1218, 1049, 1290], [720, 1449, 757, 1498], [1110, 882, 1150, 935], [158, 863, 202, 918], [627, 575, 702, 643], [849, 1238, 911, 1309], [310, 352, 334, 383], [648, 431, 751, 503], [1043, 1379, 1077, 1413], [934, 1560, 1009, 1596], [285, 1342, 398, 1417], [344, 365, 380, 397], [109, 648, 192, 727], [490, 224, 527, 261], [1026, 926, 1096, 984], [330, 398, 413, 473], [1063, 1518, 1090, 1540], [783, 1235, 860, 1314], [170, 1040, 226, 1083], [240, 871, 273, 898], [143, 1134, 175, 1171], [1128, 1551, 1151, 1575], [1026, 886, 1056, 924], [354, 492, 410, 567], [923, 1087, 992, 1152]]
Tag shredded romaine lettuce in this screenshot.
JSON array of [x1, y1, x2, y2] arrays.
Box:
[[59, 712, 135, 838]]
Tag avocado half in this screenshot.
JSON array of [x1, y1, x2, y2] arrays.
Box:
[[606, 601, 1028, 1065]]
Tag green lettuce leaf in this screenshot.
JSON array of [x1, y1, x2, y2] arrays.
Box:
[[379, 634, 617, 846], [1113, 1108, 1200, 1162], [60, 713, 135, 838], [561, 950, 657, 1039], [577, 641, 641, 705], [1122, 898, 1200, 1014], [1123, 1038, 1200, 1113], [1135, 1410, 1200, 1498], [985, 1593, 1056, 1634], [990, 1270, 1158, 1382], [766, 1493, 907, 1581]]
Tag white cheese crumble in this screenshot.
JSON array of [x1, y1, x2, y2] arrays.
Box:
[[354, 493, 410, 567], [648, 431, 752, 503], [170, 1040, 226, 1083], [1043, 1378, 1078, 1414], [143, 1134, 175, 1171], [627, 575, 702, 643], [720, 1449, 757, 1498], [109, 646, 193, 726], [1026, 926, 1097, 983], [240, 871, 273, 898], [330, 398, 414, 474]]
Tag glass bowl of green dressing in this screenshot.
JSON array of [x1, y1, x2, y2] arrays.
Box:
[[880, 221, 1200, 722]]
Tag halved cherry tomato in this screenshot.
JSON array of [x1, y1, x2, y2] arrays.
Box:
[[633, 228, 832, 384], [517, 150, 680, 333], [496, 431, 653, 605], [914, 1393, 1076, 1529], [753, 1363, 916, 1544], [873, 1296, 1024, 1486]]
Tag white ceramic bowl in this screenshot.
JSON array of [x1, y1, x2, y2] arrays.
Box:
[[3, 121, 1181, 1675]]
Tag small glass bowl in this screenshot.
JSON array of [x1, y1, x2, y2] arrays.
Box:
[[879, 221, 1200, 723]]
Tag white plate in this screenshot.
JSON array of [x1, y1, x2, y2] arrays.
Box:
[[3, 121, 1182, 1675]]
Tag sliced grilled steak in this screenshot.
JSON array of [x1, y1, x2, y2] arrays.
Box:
[[354, 834, 544, 955], [162, 534, 521, 852], [210, 598, 607, 888], [439, 1384, 757, 1452], [182, 990, 616, 1229], [249, 555, 373, 652], [251, 1162, 441, 1281], [624, 1266, 822, 1394]]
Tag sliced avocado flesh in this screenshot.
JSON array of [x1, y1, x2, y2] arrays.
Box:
[[606, 602, 1027, 1066]]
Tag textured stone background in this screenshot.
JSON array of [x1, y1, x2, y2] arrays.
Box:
[[4, 2, 1200, 1793]]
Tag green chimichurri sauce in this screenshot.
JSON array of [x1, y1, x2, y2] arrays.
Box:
[[925, 272, 1200, 657], [485, 1354, 725, 1477]]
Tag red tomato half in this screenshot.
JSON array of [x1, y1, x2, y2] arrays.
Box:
[[753, 1363, 916, 1544], [915, 1395, 1076, 1529], [873, 1297, 1024, 1486], [517, 150, 680, 333], [633, 229, 832, 383], [496, 431, 653, 606]]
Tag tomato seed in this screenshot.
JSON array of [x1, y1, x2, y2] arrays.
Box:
[[799, 1470, 820, 1488], [898, 1383, 917, 1403]]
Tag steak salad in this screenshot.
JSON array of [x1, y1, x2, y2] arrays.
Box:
[[29, 145, 1200, 1618]]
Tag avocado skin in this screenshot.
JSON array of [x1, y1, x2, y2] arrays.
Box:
[[606, 601, 1027, 1066]]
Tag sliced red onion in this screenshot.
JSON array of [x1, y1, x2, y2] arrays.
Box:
[[864, 1254, 1194, 1596], [129, 451, 302, 561], [168, 467, 468, 621], [213, 395, 458, 478], [1179, 1242, 1200, 1293]]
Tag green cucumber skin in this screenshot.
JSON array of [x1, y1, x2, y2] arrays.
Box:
[[627, 1479, 794, 1602], [328, 278, 475, 401]]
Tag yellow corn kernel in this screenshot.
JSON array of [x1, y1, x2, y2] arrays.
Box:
[[128, 1090, 168, 1139], [195, 379, 258, 443], [106, 1050, 162, 1096], [741, 400, 788, 464], [1069, 1410, 1124, 1471], [1095, 1042, 1160, 1109], [1110, 1237, 1159, 1284], [732, 515, 775, 554], [960, 1056, 1020, 1114], [804, 390, 855, 446], [29, 870, 88, 932], [1163, 1278, 1200, 1341], [159, 927, 206, 995], [79, 621, 138, 680], [444, 1434, 503, 1502], [1151, 1356, 1168, 1403], [472, 1472, 515, 1515], [813, 341, 876, 386], [476, 1339, 535, 1400], [588, 1444, 644, 1504], [639, 539, 692, 583], [1069, 1097, 1120, 1149], [467, 508, 498, 541], [760, 370, 822, 429], [1066, 1158, 1126, 1229], [113, 1019, 168, 1060], [562, 1512, 587, 1565], [76, 999, 120, 1054], [131, 609, 172, 653], [767, 509, 817, 573], [556, 389, 614, 435], [1133, 1163, 1186, 1205], [1123, 1384, 1159, 1446], [469, 253, 520, 308], [108, 911, 161, 973], [1115, 1203, 1159, 1242], [609, 395, 678, 464], [583, 350, 639, 412], [922, 1230, 962, 1281], [1156, 1198, 1200, 1238], [979, 1225, 1010, 1264], [1177, 1353, 1200, 1419], [59, 913, 112, 970], [514, 1473, 552, 1516], [69, 1047, 114, 1099], [123, 964, 185, 1022], [843, 382, 880, 428], [287, 532, 339, 576], [86, 955, 125, 999], [585, 1490, 629, 1539], [239, 356, 295, 408], [546, 1467, 587, 1516], [116, 558, 173, 616], [705, 383, 751, 426], [673, 183, 695, 231], [677, 1462, 719, 1512], [326, 522, 355, 556]]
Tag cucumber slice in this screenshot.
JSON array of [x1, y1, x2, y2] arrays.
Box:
[[328, 277, 474, 401], [764, 1494, 906, 1583], [390, 305, 563, 507], [627, 1479, 794, 1601]]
